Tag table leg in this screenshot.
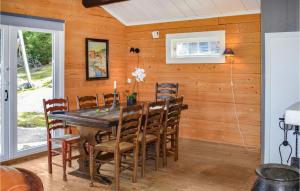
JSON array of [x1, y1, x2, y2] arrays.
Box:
[[68, 126, 112, 185]]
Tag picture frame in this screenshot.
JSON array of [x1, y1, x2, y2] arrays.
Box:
[[85, 38, 109, 80]]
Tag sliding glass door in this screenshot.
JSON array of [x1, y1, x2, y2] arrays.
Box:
[[0, 27, 3, 160], [15, 28, 54, 153], [0, 24, 64, 161], [0, 25, 9, 161]]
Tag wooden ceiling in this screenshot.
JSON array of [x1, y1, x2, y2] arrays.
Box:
[[82, 0, 128, 8], [102, 0, 261, 26]]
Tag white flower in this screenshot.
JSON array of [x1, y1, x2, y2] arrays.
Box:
[[132, 68, 146, 82], [127, 78, 132, 83]]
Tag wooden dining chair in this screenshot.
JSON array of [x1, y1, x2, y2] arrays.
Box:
[[102, 93, 120, 107], [155, 83, 179, 102], [89, 104, 143, 191], [43, 98, 80, 181], [161, 96, 183, 167], [76, 95, 99, 109], [140, 101, 165, 177]]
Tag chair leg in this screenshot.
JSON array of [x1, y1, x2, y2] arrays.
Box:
[[89, 145, 94, 187], [68, 143, 72, 167], [62, 141, 67, 181], [115, 151, 121, 191], [132, 143, 139, 183], [141, 141, 146, 177], [175, 133, 179, 161], [162, 133, 167, 168], [119, 153, 122, 174], [171, 134, 175, 149], [47, 140, 52, 174], [155, 139, 160, 171]]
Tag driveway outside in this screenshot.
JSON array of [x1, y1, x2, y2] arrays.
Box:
[[17, 87, 52, 151]]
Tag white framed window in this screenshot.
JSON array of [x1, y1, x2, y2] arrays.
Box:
[[166, 30, 225, 64]]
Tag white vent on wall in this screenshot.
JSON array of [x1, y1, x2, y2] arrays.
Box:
[[166, 31, 225, 64]]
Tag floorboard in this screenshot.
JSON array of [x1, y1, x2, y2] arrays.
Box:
[[8, 139, 260, 191]]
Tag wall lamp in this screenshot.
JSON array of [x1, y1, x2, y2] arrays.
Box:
[[223, 48, 234, 57], [130, 47, 140, 54]]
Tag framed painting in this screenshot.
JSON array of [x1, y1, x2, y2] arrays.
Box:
[[86, 38, 109, 80]]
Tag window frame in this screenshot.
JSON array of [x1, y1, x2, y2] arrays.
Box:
[[166, 30, 225, 64]]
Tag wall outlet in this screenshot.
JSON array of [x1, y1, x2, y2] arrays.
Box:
[[152, 31, 159, 39]]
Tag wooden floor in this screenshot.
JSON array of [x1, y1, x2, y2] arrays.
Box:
[[9, 139, 260, 191]]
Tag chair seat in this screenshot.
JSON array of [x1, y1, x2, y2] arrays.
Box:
[[94, 140, 134, 153], [51, 134, 80, 142], [138, 133, 158, 143]]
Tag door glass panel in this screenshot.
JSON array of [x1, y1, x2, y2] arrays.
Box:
[[0, 28, 3, 156], [17, 30, 53, 151]]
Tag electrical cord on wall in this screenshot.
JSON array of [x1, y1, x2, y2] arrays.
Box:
[[229, 57, 247, 149]]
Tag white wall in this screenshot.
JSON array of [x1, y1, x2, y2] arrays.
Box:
[[264, 32, 300, 164]]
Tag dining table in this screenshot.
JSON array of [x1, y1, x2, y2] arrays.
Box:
[[48, 102, 188, 183]]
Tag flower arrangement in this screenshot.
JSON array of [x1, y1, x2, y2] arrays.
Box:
[[124, 68, 146, 105], [132, 68, 146, 82]]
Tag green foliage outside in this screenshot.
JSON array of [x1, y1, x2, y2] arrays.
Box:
[[18, 64, 52, 81], [18, 112, 45, 128], [23, 31, 52, 66], [17, 31, 52, 127], [17, 31, 52, 91], [17, 64, 52, 93], [42, 79, 52, 88]]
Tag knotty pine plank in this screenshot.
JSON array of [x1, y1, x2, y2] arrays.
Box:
[[126, 14, 261, 149], [1, 0, 262, 149]]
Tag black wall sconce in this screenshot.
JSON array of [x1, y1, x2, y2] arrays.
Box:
[[130, 47, 140, 54]]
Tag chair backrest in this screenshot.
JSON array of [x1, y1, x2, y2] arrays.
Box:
[[103, 93, 120, 106], [43, 98, 69, 137], [155, 83, 179, 102], [144, 101, 165, 138], [76, 95, 98, 109], [116, 104, 143, 145], [164, 96, 184, 130]]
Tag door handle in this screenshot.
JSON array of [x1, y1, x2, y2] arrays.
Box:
[[4, 90, 8, 101]]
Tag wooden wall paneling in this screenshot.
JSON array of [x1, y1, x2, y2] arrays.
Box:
[[125, 14, 261, 150], [1, 0, 127, 110], [1, 0, 261, 149]]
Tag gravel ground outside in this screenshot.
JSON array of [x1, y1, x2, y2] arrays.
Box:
[[17, 87, 52, 151], [18, 87, 52, 113]]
